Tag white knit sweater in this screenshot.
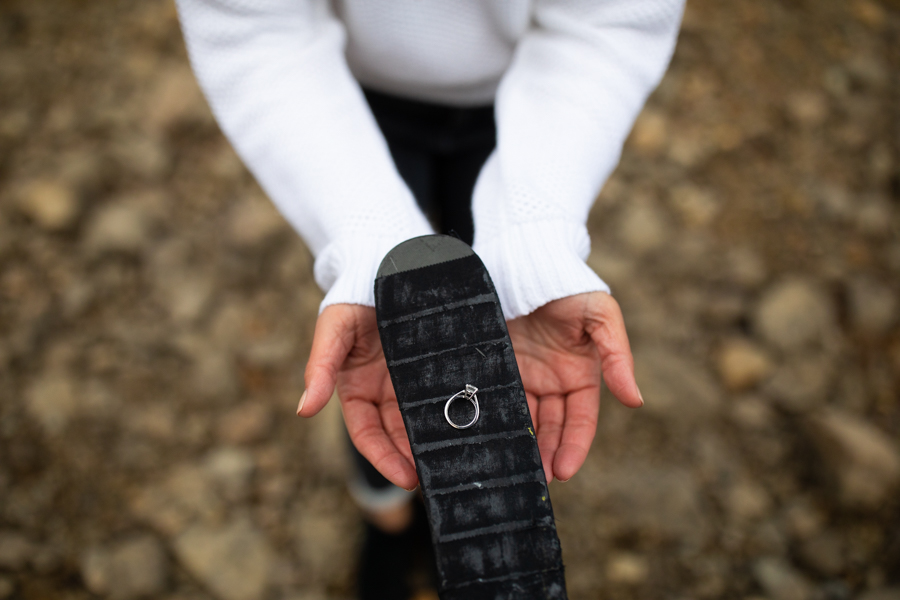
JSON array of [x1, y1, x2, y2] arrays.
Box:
[[176, 0, 684, 318]]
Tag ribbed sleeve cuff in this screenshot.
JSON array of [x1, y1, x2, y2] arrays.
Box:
[[315, 230, 431, 312], [473, 221, 610, 319]]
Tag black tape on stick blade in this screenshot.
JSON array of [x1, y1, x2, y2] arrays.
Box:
[[374, 234, 568, 600]]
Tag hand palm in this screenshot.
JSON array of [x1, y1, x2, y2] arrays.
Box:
[[301, 292, 640, 489], [508, 292, 642, 482], [301, 305, 418, 491]]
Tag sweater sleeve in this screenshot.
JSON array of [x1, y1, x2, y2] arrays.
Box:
[[175, 0, 433, 310], [471, 0, 684, 319]]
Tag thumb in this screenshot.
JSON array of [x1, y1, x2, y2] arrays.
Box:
[[299, 305, 357, 417], [584, 293, 643, 409]]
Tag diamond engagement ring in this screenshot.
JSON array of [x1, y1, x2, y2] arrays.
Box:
[[444, 384, 479, 429]]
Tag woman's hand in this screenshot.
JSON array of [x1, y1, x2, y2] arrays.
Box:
[[300, 291, 642, 490], [507, 291, 642, 483], [298, 304, 418, 491]]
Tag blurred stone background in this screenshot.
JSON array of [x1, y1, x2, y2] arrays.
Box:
[[0, 0, 898, 599]]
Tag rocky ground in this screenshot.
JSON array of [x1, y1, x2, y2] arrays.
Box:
[[0, 1, 898, 599]]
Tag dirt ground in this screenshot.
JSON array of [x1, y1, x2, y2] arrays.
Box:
[[1, 1, 899, 599]]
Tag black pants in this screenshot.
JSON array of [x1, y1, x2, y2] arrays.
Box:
[[350, 88, 497, 494]]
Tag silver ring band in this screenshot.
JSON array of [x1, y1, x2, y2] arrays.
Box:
[[444, 384, 479, 429]]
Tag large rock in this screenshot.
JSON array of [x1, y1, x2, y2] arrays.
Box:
[[226, 197, 287, 249], [617, 201, 669, 255], [754, 278, 836, 351], [173, 335, 239, 403], [173, 517, 274, 600], [835, 367, 870, 412], [668, 184, 719, 228], [579, 464, 710, 544], [30, 545, 62, 575], [217, 403, 274, 445], [797, 530, 844, 576], [111, 134, 170, 180], [667, 125, 713, 167], [145, 63, 212, 134], [816, 184, 853, 220], [57, 147, 106, 193], [729, 395, 777, 431], [123, 403, 177, 440], [210, 143, 247, 181], [629, 109, 668, 156], [782, 499, 825, 541], [633, 347, 722, 420], [764, 354, 834, 413], [192, 349, 239, 402], [786, 91, 829, 126], [703, 290, 747, 326], [846, 53, 889, 88], [723, 246, 767, 289], [84, 202, 153, 256], [291, 492, 358, 586], [753, 557, 812, 600], [81, 536, 168, 600], [202, 447, 255, 501], [23, 372, 86, 434], [0, 531, 35, 570], [747, 520, 789, 556], [605, 552, 649, 585], [208, 300, 249, 349], [725, 478, 773, 523], [806, 408, 900, 509], [846, 277, 897, 337], [155, 270, 214, 325], [129, 463, 225, 536], [16, 180, 80, 231], [856, 195, 894, 239], [715, 338, 773, 392], [149, 238, 213, 319]]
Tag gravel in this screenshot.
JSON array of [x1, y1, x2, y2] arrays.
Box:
[[173, 517, 275, 600], [81, 535, 169, 600], [1, 1, 897, 599], [753, 278, 837, 352], [715, 337, 773, 392], [805, 408, 900, 510], [15, 180, 81, 231], [753, 557, 813, 600]]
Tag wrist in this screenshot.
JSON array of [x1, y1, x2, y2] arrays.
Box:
[[315, 231, 432, 312]]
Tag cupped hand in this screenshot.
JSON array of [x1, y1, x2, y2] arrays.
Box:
[[507, 291, 642, 483], [300, 292, 641, 490], [298, 304, 418, 491]]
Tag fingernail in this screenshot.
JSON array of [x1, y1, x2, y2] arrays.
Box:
[[637, 388, 645, 406], [557, 477, 570, 483], [297, 390, 307, 416]]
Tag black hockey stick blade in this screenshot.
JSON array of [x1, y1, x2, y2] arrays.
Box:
[[374, 234, 568, 600]]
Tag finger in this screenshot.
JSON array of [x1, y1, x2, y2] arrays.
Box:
[[342, 396, 419, 490], [379, 396, 414, 466], [585, 294, 643, 408], [536, 394, 565, 483], [300, 306, 357, 417], [553, 386, 600, 482]]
